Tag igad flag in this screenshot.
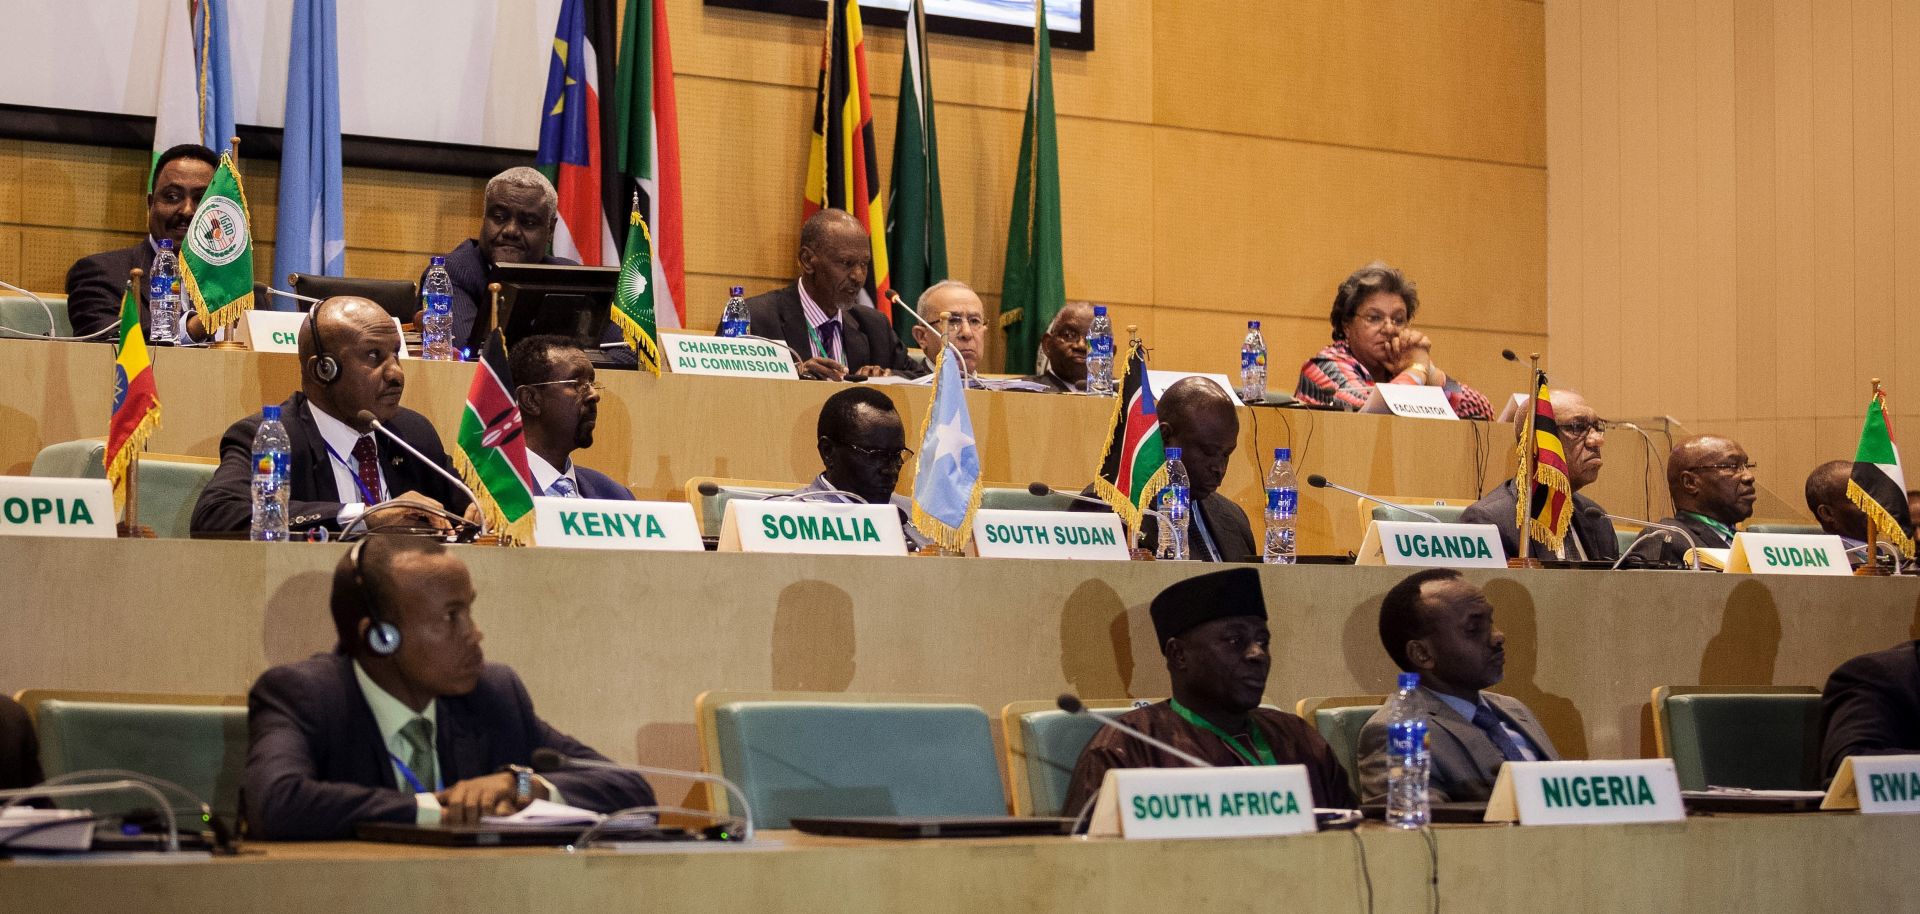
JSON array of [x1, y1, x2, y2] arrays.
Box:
[[910, 345, 982, 550], [1848, 385, 1915, 558], [1094, 338, 1167, 539], [455, 330, 539, 545], [613, 195, 663, 375], [180, 151, 255, 331]]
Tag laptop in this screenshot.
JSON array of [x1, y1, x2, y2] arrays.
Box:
[[357, 821, 692, 847], [788, 815, 1077, 839]]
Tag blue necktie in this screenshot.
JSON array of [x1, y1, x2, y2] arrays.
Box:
[[819, 319, 841, 362], [549, 476, 578, 498], [1470, 703, 1530, 762]]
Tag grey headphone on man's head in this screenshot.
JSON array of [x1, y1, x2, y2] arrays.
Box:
[[307, 298, 340, 384], [350, 539, 401, 657]]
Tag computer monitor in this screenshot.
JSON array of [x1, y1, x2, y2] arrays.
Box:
[[490, 262, 618, 351]]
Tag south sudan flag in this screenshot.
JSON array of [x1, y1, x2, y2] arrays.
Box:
[[1847, 387, 1915, 558], [455, 330, 538, 545], [1515, 370, 1572, 557], [1094, 338, 1167, 539]]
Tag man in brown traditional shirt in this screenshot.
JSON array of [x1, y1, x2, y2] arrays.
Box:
[[1061, 568, 1359, 814]]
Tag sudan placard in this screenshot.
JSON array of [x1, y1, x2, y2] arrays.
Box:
[[1724, 532, 1851, 576]]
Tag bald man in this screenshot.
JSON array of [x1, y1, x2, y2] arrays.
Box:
[[191, 297, 472, 536], [1023, 301, 1093, 393], [1805, 460, 1870, 553], [1073, 377, 1257, 561], [906, 280, 987, 376], [728, 209, 911, 380], [1459, 389, 1621, 562], [1626, 435, 1757, 566]]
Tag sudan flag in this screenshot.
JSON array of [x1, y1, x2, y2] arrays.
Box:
[[455, 331, 538, 545], [1847, 386, 1915, 558], [613, 194, 662, 375], [1094, 338, 1167, 537], [1514, 370, 1572, 557], [106, 274, 162, 515], [803, 0, 892, 317]]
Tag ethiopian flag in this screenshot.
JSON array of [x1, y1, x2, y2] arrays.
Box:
[[1094, 338, 1167, 538], [180, 150, 255, 331], [613, 195, 662, 375], [1514, 370, 1573, 557], [1847, 387, 1915, 558], [454, 330, 538, 545], [106, 277, 162, 514]]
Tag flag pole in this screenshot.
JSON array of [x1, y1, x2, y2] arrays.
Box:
[[488, 283, 502, 345]]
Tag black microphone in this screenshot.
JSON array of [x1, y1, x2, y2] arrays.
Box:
[[1501, 349, 1518, 362], [1304, 474, 1443, 523], [1026, 482, 1172, 528], [530, 748, 756, 842], [1058, 694, 1213, 768], [1585, 505, 1702, 571], [356, 410, 488, 537]]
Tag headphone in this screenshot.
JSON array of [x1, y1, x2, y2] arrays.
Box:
[[349, 539, 401, 657], [307, 298, 340, 384]]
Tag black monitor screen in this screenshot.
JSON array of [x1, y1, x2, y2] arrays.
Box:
[[490, 263, 618, 351]]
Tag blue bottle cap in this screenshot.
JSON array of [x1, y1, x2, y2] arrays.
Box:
[[262, 405, 281, 420], [430, 255, 446, 267], [157, 238, 173, 250], [731, 286, 745, 296], [1093, 305, 1107, 315], [1166, 447, 1181, 460], [1248, 320, 1260, 329], [1274, 447, 1290, 461], [1398, 672, 1420, 690]]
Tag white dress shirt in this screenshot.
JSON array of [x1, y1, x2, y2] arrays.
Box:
[[527, 451, 578, 498], [310, 405, 386, 525]]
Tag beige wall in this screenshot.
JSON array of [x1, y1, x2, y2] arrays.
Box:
[[1547, 0, 1920, 520], [2, 0, 1545, 382]]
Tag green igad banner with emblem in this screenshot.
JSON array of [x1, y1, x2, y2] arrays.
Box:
[[180, 152, 256, 332]]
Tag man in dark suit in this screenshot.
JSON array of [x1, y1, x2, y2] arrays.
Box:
[[427, 167, 578, 355], [244, 535, 653, 839], [64, 144, 219, 341], [1022, 301, 1092, 393], [1820, 640, 1920, 780], [1627, 435, 1756, 566], [1358, 570, 1559, 803], [727, 209, 910, 381], [190, 296, 473, 536], [791, 387, 930, 550], [1460, 388, 1620, 562], [1071, 377, 1256, 561], [0, 695, 42, 792], [510, 335, 631, 500]]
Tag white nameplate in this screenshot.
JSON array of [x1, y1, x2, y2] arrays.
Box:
[[969, 509, 1130, 560], [1088, 765, 1318, 840], [1496, 392, 1529, 423], [1724, 532, 1851, 575], [1821, 755, 1920, 813], [661, 332, 799, 380], [239, 309, 305, 353], [1361, 383, 1460, 420], [1485, 759, 1685, 826], [531, 497, 702, 551], [1146, 370, 1245, 407], [1355, 521, 1506, 567], [719, 499, 907, 555], [0, 476, 116, 539]]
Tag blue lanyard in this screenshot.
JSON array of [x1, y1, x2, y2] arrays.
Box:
[[389, 751, 441, 793], [322, 436, 380, 503], [1191, 501, 1221, 561]]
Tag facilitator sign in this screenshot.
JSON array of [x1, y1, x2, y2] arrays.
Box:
[[718, 499, 908, 555], [1354, 521, 1506, 568], [0, 477, 116, 539], [1087, 765, 1318, 839], [660, 332, 799, 380], [530, 497, 702, 551], [1485, 759, 1685, 825], [1361, 383, 1460, 420], [970, 508, 1130, 560]]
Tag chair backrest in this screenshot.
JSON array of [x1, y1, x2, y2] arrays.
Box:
[[1745, 523, 1823, 536], [696, 691, 1006, 828], [1367, 501, 1472, 526], [1001, 699, 1150, 817], [1295, 695, 1385, 795], [289, 274, 420, 323], [1615, 528, 1641, 554], [28, 442, 215, 538], [980, 484, 1078, 513], [684, 477, 803, 539], [0, 294, 74, 338], [31, 439, 108, 479], [20, 690, 249, 820], [1650, 686, 1823, 790]]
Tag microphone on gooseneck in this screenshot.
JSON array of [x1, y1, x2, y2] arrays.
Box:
[[1026, 482, 1173, 529], [1501, 349, 1519, 362], [1304, 474, 1443, 524], [1057, 694, 1214, 769], [1585, 505, 1703, 571], [530, 748, 757, 842], [357, 410, 488, 536]]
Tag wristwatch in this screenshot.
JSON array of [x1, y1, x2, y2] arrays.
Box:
[[503, 764, 535, 804]]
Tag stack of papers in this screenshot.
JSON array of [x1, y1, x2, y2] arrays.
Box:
[[480, 799, 606, 827], [0, 807, 95, 851]]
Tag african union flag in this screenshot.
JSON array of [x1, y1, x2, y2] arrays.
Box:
[[106, 275, 162, 514]]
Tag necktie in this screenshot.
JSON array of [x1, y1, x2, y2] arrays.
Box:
[[398, 717, 437, 792], [818, 319, 840, 362], [351, 435, 384, 503], [549, 476, 578, 498], [1470, 703, 1530, 762]]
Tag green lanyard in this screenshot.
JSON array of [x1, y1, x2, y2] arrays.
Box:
[[1169, 700, 1277, 766], [805, 320, 837, 361], [1683, 511, 1736, 543]]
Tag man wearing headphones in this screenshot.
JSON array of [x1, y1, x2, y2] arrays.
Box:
[[190, 296, 474, 536], [243, 535, 654, 840]]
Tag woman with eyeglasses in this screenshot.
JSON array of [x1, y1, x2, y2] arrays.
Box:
[[1293, 262, 1494, 419]]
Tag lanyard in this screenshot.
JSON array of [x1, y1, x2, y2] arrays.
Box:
[[1190, 502, 1221, 561], [321, 436, 380, 504], [1170, 700, 1277, 766], [388, 751, 441, 793], [1683, 511, 1735, 544], [804, 319, 840, 362]]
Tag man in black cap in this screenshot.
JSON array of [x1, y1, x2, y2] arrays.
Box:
[[1061, 568, 1357, 813]]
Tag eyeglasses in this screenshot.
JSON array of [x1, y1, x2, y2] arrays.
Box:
[[941, 315, 988, 332], [832, 439, 914, 466], [518, 379, 603, 396], [1558, 419, 1610, 439], [1688, 462, 1759, 474], [1353, 312, 1410, 329]]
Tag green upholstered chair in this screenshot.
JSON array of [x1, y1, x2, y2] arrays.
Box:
[[0, 294, 74, 338], [683, 477, 799, 540], [30, 439, 108, 480], [980, 485, 1078, 513], [29, 440, 216, 539], [1616, 528, 1640, 555], [696, 692, 1007, 828], [1369, 503, 1471, 525], [1001, 700, 1147, 817], [23, 692, 249, 820], [1296, 696, 1385, 796], [1745, 523, 1823, 536], [1651, 686, 1823, 791]]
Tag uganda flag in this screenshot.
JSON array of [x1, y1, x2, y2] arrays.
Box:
[[803, 0, 892, 317], [455, 330, 538, 545], [1094, 338, 1168, 538], [1514, 370, 1573, 557], [106, 274, 162, 515], [179, 150, 254, 331], [1847, 385, 1915, 558], [613, 194, 662, 375]]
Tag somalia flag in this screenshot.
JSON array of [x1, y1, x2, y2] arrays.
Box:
[[910, 345, 982, 550]]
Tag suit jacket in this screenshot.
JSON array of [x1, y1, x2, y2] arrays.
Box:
[[243, 653, 654, 840], [1356, 688, 1560, 803], [789, 475, 930, 551], [573, 465, 635, 501], [190, 391, 471, 535], [1459, 480, 1620, 562], [0, 695, 42, 792], [432, 238, 578, 354], [1625, 512, 1733, 566], [1071, 486, 1258, 562], [1022, 371, 1082, 393], [1820, 640, 1920, 780], [65, 241, 156, 340], [731, 283, 911, 375]]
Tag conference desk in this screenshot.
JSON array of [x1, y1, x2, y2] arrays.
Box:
[[2, 814, 1913, 913], [0, 338, 1802, 555]]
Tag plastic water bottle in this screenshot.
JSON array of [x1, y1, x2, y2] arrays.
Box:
[[250, 405, 291, 542], [1263, 447, 1297, 564], [1087, 305, 1115, 396], [420, 256, 455, 360], [720, 286, 750, 338], [1384, 672, 1432, 829], [148, 239, 180, 345], [1239, 320, 1267, 402], [1158, 447, 1191, 560]]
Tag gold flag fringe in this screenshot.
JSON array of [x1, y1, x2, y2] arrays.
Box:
[[454, 450, 537, 547], [105, 407, 162, 515], [1847, 479, 1917, 559]]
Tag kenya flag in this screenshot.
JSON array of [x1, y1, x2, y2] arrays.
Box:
[[1848, 388, 1915, 558], [455, 330, 538, 544], [1094, 338, 1167, 538]]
